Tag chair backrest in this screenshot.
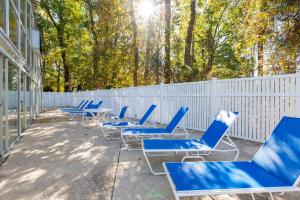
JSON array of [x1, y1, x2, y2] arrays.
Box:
[[138, 104, 157, 125], [119, 106, 128, 119], [97, 101, 103, 107], [252, 117, 300, 186], [87, 101, 103, 109], [165, 107, 189, 133], [85, 101, 94, 109], [200, 111, 239, 149], [79, 100, 89, 110], [76, 100, 85, 109]]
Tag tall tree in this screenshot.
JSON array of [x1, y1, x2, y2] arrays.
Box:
[[144, 17, 152, 84], [85, 0, 101, 88], [37, 0, 300, 91], [129, 0, 139, 86], [164, 0, 172, 83], [184, 0, 196, 67], [40, 0, 71, 91]]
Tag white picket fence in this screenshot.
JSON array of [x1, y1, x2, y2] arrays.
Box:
[[43, 73, 300, 143]]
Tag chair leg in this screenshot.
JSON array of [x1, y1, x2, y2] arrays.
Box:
[[269, 193, 275, 200], [102, 127, 121, 140], [121, 134, 128, 149], [143, 149, 166, 175], [251, 193, 256, 200], [234, 148, 240, 161]]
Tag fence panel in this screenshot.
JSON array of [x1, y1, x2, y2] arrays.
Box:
[[42, 73, 300, 142]]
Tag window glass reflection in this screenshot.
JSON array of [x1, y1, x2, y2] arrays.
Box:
[[9, 2, 19, 47], [20, 0, 26, 25], [26, 76, 31, 127], [21, 29, 25, 58], [8, 61, 19, 146], [27, 3, 30, 37], [1, 57, 5, 152], [0, 0, 5, 30]]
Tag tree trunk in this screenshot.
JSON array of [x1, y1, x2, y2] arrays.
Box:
[[129, 0, 139, 86], [184, 0, 196, 67], [257, 41, 264, 76], [144, 17, 152, 84], [164, 0, 171, 83], [42, 2, 71, 91], [203, 28, 214, 79], [57, 28, 71, 92], [56, 64, 61, 92], [86, 0, 101, 88]]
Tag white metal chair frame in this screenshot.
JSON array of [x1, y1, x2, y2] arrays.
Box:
[[101, 119, 158, 139], [163, 161, 300, 200], [143, 133, 239, 175], [121, 120, 189, 151]]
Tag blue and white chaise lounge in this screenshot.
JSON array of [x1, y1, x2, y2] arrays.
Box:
[[142, 110, 239, 175], [100, 104, 157, 138], [61, 100, 90, 113], [62, 100, 92, 113], [60, 100, 85, 112], [121, 107, 189, 151], [105, 105, 129, 122], [163, 116, 300, 200], [66, 101, 102, 119]]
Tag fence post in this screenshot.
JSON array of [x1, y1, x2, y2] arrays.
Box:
[[48, 91, 50, 107], [160, 82, 164, 123], [72, 91, 75, 107], [210, 77, 217, 122]]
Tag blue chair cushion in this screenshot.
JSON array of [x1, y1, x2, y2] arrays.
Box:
[[119, 106, 128, 119], [122, 128, 169, 135], [165, 107, 189, 132], [143, 139, 208, 150], [138, 105, 157, 125], [200, 111, 239, 148], [165, 161, 290, 192], [252, 117, 300, 186]]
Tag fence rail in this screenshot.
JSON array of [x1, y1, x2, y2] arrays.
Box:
[[43, 73, 300, 143]]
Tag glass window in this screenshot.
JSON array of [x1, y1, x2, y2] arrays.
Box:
[[20, 0, 26, 26], [8, 61, 19, 146], [9, 2, 19, 47], [0, 0, 5, 30], [27, 41, 31, 65], [27, 3, 31, 37], [21, 29, 25, 58], [20, 73, 24, 131], [13, 0, 19, 12], [26, 76, 31, 127], [31, 81, 35, 117], [1, 57, 5, 153]]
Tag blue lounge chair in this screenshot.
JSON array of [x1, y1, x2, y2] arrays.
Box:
[[121, 107, 189, 150], [163, 116, 300, 200], [60, 100, 85, 111], [66, 101, 103, 120], [66, 100, 95, 114], [142, 110, 239, 175], [108, 105, 129, 121], [101, 105, 157, 138], [83, 101, 104, 117], [62, 100, 91, 113]]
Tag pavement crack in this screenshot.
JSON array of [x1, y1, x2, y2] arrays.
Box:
[[111, 141, 122, 200]]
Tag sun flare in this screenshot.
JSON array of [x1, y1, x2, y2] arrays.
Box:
[[138, 0, 155, 19]]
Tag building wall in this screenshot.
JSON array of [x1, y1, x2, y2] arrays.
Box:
[[0, 0, 42, 156]]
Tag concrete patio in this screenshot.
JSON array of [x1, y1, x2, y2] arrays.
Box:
[[0, 109, 299, 200]]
